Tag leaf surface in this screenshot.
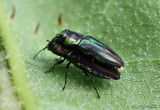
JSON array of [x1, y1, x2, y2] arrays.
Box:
[[0, 0, 160, 109]]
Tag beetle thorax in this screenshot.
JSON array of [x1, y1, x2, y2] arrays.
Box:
[[63, 31, 84, 45], [64, 36, 82, 45]]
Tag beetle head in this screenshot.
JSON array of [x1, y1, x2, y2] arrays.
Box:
[[33, 29, 70, 60], [47, 38, 57, 51], [33, 38, 57, 60]]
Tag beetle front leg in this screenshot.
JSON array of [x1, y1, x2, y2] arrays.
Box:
[[45, 59, 65, 73], [83, 71, 100, 98], [62, 62, 71, 91]]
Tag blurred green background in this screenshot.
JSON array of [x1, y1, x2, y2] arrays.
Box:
[[0, 0, 160, 110]]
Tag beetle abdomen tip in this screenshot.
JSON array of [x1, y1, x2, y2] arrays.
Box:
[[119, 66, 124, 72]]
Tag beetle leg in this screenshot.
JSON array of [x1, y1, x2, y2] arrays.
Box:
[[45, 59, 65, 73], [83, 71, 100, 98], [62, 62, 71, 91]]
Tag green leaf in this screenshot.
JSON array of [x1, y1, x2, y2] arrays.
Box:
[[0, 37, 22, 110], [0, 0, 160, 110]]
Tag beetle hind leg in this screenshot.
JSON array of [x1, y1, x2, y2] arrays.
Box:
[[45, 59, 65, 73], [83, 71, 100, 98]]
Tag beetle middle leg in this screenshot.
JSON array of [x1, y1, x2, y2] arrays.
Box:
[[83, 71, 100, 98], [62, 62, 71, 91], [45, 59, 65, 73]]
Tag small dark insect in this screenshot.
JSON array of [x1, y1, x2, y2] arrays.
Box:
[[34, 21, 40, 34], [58, 13, 63, 26], [33, 29, 124, 98], [10, 5, 16, 20]]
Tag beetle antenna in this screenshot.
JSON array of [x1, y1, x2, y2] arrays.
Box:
[[33, 45, 48, 60]]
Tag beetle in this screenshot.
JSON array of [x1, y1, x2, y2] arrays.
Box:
[[53, 29, 124, 68], [33, 35, 123, 98]]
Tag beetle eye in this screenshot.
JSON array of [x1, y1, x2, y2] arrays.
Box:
[[48, 40, 57, 50]]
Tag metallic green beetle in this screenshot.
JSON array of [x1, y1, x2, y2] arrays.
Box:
[[53, 29, 124, 68]]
